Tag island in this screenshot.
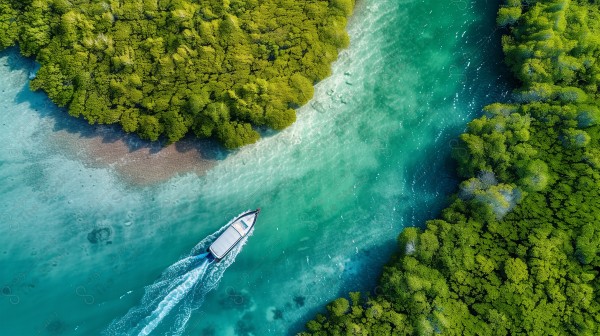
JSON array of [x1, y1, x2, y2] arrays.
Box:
[[0, 0, 354, 148]]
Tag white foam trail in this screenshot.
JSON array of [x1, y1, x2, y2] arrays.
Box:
[[167, 232, 252, 335], [104, 213, 253, 336], [137, 261, 210, 336]]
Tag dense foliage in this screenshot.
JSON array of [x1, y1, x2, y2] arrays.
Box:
[[300, 0, 600, 334], [0, 0, 354, 147]]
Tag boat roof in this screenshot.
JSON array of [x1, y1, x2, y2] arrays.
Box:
[[210, 226, 242, 259]]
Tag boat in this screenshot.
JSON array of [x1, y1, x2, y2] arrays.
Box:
[[207, 209, 260, 261]]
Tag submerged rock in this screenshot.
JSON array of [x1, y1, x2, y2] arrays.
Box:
[[235, 313, 256, 336], [200, 327, 216, 336], [272, 308, 284, 320], [293, 295, 306, 307], [45, 319, 67, 335], [87, 227, 112, 244]]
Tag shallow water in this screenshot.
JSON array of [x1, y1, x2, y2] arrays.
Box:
[[0, 0, 510, 335]]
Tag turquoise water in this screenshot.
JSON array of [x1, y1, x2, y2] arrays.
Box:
[[0, 0, 509, 335]]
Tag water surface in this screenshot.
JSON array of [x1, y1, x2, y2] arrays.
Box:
[[0, 0, 509, 335]]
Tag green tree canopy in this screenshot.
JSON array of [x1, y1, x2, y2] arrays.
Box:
[[0, 0, 355, 147]]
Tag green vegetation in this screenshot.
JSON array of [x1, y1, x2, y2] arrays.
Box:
[[0, 0, 354, 147], [300, 0, 600, 334]]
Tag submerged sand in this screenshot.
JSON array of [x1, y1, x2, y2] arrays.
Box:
[[49, 125, 223, 185]]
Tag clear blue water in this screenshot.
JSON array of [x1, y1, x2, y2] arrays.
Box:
[[0, 0, 510, 335]]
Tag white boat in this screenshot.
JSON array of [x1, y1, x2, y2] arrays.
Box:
[[207, 209, 260, 261]]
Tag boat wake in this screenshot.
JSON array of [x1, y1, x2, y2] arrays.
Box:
[[105, 222, 253, 336]]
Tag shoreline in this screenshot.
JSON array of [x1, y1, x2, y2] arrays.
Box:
[[1, 48, 224, 186], [49, 124, 223, 186]]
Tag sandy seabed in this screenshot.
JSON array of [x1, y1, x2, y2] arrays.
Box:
[[49, 125, 222, 185]]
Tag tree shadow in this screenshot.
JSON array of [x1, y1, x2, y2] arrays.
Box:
[[286, 238, 398, 335], [2, 47, 228, 162], [0, 46, 36, 72]]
